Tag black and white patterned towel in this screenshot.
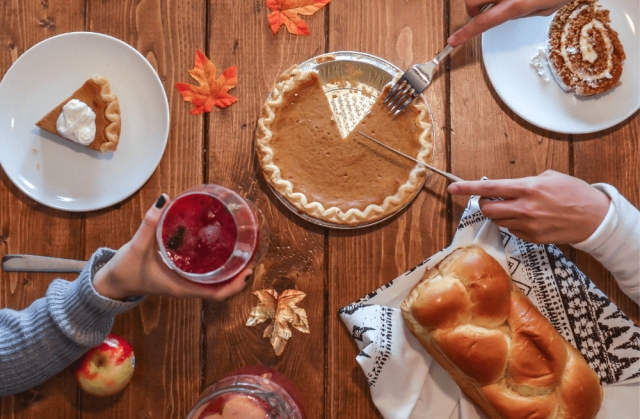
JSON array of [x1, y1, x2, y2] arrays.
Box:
[[339, 195, 640, 419]]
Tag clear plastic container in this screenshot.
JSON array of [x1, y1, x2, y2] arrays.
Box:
[[186, 367, 306, 419], [156, 185, 269, 284]]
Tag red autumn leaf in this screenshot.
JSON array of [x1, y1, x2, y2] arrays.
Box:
[[266, 0, 331, 36], [175, 50, 238, 114]]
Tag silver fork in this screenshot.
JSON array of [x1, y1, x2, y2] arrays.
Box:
[[384, 3, 494, 115]]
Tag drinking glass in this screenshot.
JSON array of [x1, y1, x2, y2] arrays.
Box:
[[156, 184, 269, 284], [186, 366, 306, 419]]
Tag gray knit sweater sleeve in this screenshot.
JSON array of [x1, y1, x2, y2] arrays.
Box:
[[0, 248, 143, 396]]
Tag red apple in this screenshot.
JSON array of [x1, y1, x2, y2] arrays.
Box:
[[75, 333, 135, 397]]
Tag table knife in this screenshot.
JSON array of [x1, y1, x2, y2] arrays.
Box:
[[1, 255, 87, 273], [357, 131, 464, 182]]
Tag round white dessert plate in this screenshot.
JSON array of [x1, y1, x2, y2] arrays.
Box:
[[482, 0, 639, 134], [0, 32, 169, 211]]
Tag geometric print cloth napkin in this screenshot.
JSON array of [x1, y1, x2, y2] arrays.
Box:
[[339, 195, 640, 419]]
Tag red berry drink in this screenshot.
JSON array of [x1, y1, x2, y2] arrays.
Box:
[[157, 185, 268, 284], [161, 193, 237, 273], [187, 367, 306, 419]]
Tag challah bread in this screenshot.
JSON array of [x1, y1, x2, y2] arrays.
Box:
[[401, 245, 603, 419]]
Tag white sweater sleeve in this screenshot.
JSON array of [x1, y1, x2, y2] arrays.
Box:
[[572, 183, 640, 305]]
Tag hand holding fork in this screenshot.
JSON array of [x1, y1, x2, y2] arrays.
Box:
[[384, 3, 494, 115], [384, 0, 572, 114]]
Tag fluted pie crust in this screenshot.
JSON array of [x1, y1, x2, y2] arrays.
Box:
[[36, 75, 121, 152], [256, 66, 433, 226]]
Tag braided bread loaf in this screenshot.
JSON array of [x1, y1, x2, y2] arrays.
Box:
[[401, 245, 603, 419]]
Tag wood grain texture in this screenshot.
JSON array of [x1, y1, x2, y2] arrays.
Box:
[[81, 0, 206, 418], [0, 1, 85, 417], [447, 3, 576, 306], [0, 1, 638, 418], [327, 1, 449, 417], [573, 115, 639, 325], [448, 0, 638, 329], [449, 0, 639, 326], [203, 1, 326, 418], [448, 0, 571, 226]]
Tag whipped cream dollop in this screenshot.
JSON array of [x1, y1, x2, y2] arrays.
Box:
[[530, 49, 551, 82], [56, 99, 96, 145]]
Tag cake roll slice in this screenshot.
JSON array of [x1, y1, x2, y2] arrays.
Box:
[[547, 0, 626, 96]]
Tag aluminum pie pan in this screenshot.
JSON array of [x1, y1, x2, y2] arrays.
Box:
[[263, 51, 437, 230]]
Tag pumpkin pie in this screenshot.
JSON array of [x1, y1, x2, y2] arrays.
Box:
[[256, 65, 433, 226], [36, 75, 121, 152]]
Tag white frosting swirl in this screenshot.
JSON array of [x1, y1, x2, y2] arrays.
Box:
[[560, 5, 613, 82], [580, 21, 602, 63], [56, 99, 96, 145]]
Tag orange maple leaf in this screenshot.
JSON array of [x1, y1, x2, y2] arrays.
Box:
[[175, 50, 238, 114], [266, 0, 331, 36]]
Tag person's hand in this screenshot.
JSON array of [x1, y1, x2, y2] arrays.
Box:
[[447, 0, 572, 46], [93, 194, 251, 301], [447, 170, 611, 244]]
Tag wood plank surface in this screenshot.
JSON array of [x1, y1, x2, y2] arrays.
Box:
[[327, 1, 448, 417], [0, 1, 638, 418], [448, 0, 639, 328], [203, 2, 327, 419], [0, 1, 85, 418], [449, 0, 571, 220], [80, 1, 206, 418], [448, 0, 575, 281]]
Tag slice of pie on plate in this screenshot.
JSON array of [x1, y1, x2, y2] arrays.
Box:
[[36, 75, 121, 152], [256, 65, 433, 226]]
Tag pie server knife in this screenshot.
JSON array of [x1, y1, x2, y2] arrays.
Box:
[[1, 255, 87, 273]]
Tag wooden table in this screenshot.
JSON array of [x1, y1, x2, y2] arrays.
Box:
[[1, 1, 637, 418]]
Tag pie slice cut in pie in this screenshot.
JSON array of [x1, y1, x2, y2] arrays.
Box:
[[257, 65, 433, 226], [36, 75, 121, 152]]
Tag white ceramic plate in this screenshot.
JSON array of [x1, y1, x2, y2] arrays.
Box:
[[0, 32, 169, 211], [482, 0, 639, 134]]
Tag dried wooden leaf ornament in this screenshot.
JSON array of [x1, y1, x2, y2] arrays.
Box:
[[247, 289, 310, 356]]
